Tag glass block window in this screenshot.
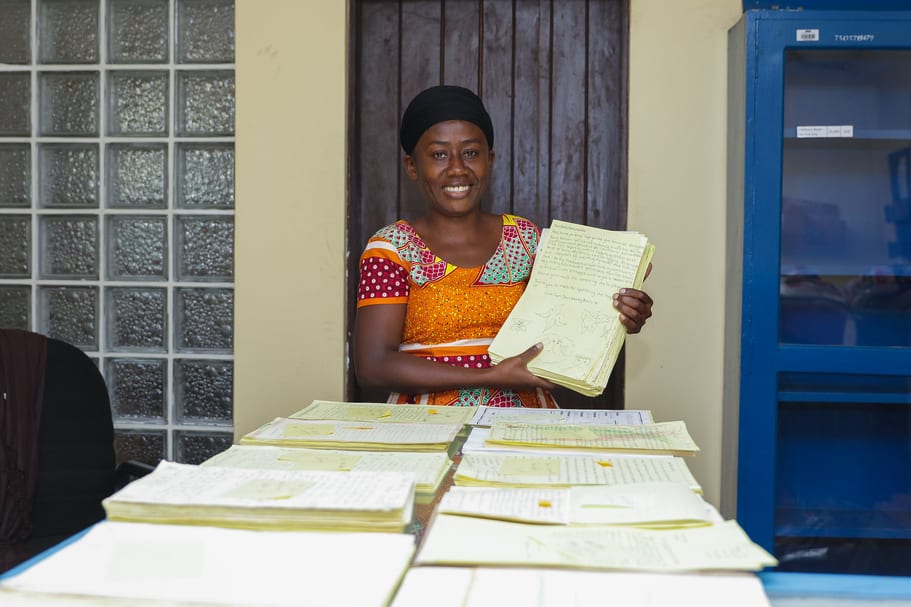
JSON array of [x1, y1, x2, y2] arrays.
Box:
[[0, 0, 235, 466]]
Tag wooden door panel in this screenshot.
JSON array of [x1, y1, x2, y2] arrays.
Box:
[[443, 3, 480, 88], [354, 1, 402, 246], [587, 0, 627, 228], [479, 1, 515, 216], [350, 0, 629, 409], [511, 0, 552, 222]]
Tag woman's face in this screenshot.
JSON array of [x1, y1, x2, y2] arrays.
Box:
[[404, 120, 495, 218]]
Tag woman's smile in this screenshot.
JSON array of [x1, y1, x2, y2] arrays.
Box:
[[443, 184, 472, 196]]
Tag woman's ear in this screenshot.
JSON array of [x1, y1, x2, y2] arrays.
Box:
[[403, 154, 418, 181]]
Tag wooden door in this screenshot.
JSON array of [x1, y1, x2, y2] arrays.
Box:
[[348, 0, 629, 409]]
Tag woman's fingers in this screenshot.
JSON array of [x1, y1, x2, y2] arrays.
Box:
[[613, 288, 654, 334], [493, 343, 556, 390], [518, 342, 545, 363]]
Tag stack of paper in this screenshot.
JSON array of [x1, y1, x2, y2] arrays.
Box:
[[240, 416, 462, 452], [454, 452, 702, 493], [483, 420, 700, 456], [291, 399, 475, 426], [391, 568, 772, 607], [467, 405, 653, 427], [488, 220, 654, 396], [102, 461, 416, 532], [416, 515, 778, 572], [0, 521, 415, 607], [203, 444, 452, 500], [437, 483, 713, 528]]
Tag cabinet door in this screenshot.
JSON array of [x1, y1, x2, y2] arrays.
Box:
[[737, 11, 911, 577], [780, 49, 911, 348]]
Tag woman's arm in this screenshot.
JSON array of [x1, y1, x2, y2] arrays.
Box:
[[353, 304, 556, 394]]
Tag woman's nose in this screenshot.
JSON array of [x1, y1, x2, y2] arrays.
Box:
[[447, 155, 467, 174]]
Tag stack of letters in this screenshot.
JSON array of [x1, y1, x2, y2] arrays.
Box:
[[102, 460, 416, 532], [489, 220, 654, 396], [0, 401, 778, 607]]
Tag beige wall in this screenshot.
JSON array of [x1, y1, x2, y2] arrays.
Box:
[[234, 1, 348, 437], [627, 0, 744, 508], [234, 0, 744, 508]]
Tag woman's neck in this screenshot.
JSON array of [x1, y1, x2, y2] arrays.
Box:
[[412, 211, 502, 268]]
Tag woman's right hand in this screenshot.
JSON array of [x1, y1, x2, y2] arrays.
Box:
[[486, 343, 557, 391]]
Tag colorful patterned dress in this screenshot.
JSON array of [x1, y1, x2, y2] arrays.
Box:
[[357, 214, 558, 408]]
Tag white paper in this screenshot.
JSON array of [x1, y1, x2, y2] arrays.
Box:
[[0, 521, 415, 607], [468, 405, 653, 427], [392, 567, 772, 607], [416, 515, 778, 572]]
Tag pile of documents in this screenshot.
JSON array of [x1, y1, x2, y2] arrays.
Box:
[[203, 444, 452, 501], [240, 416, 463, 452], [454, 452, 702, 493], [291, 399, 475, 426], [103, 461, 416, 532], [415, 515, 776, 572], [409, 402, 776, 578], [481, 420, 700, 456], [0, 398, 780, 606], [488, 220, 654, 396], [437, 483, 712, 527]]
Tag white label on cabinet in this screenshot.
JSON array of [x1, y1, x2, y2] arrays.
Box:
[[796, 125, 854, 139], [796, 29, 820, 42]]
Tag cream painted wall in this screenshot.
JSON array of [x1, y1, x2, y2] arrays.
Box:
[[234, 1, 348, 438], [627, 0, 744, 508], [233, 0, 745, 508]]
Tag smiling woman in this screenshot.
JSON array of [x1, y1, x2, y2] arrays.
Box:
[[352, 85, 653, 409]]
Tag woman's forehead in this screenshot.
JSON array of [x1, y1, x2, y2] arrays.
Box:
[[416, 120, 487, 145]]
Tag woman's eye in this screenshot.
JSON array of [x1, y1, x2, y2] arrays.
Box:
[[432, 151, 447, 160], [463, 149, 478, 158]]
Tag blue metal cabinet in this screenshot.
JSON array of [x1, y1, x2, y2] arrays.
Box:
[[728, 9, 911, 576]]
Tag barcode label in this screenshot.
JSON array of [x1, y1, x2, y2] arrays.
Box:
[[796, 29, 819, 42]]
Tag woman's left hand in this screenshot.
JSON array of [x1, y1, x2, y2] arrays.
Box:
[[613, 287, 653, 334]]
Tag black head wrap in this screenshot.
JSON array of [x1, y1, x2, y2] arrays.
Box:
[[399, 85, 494, 154]]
